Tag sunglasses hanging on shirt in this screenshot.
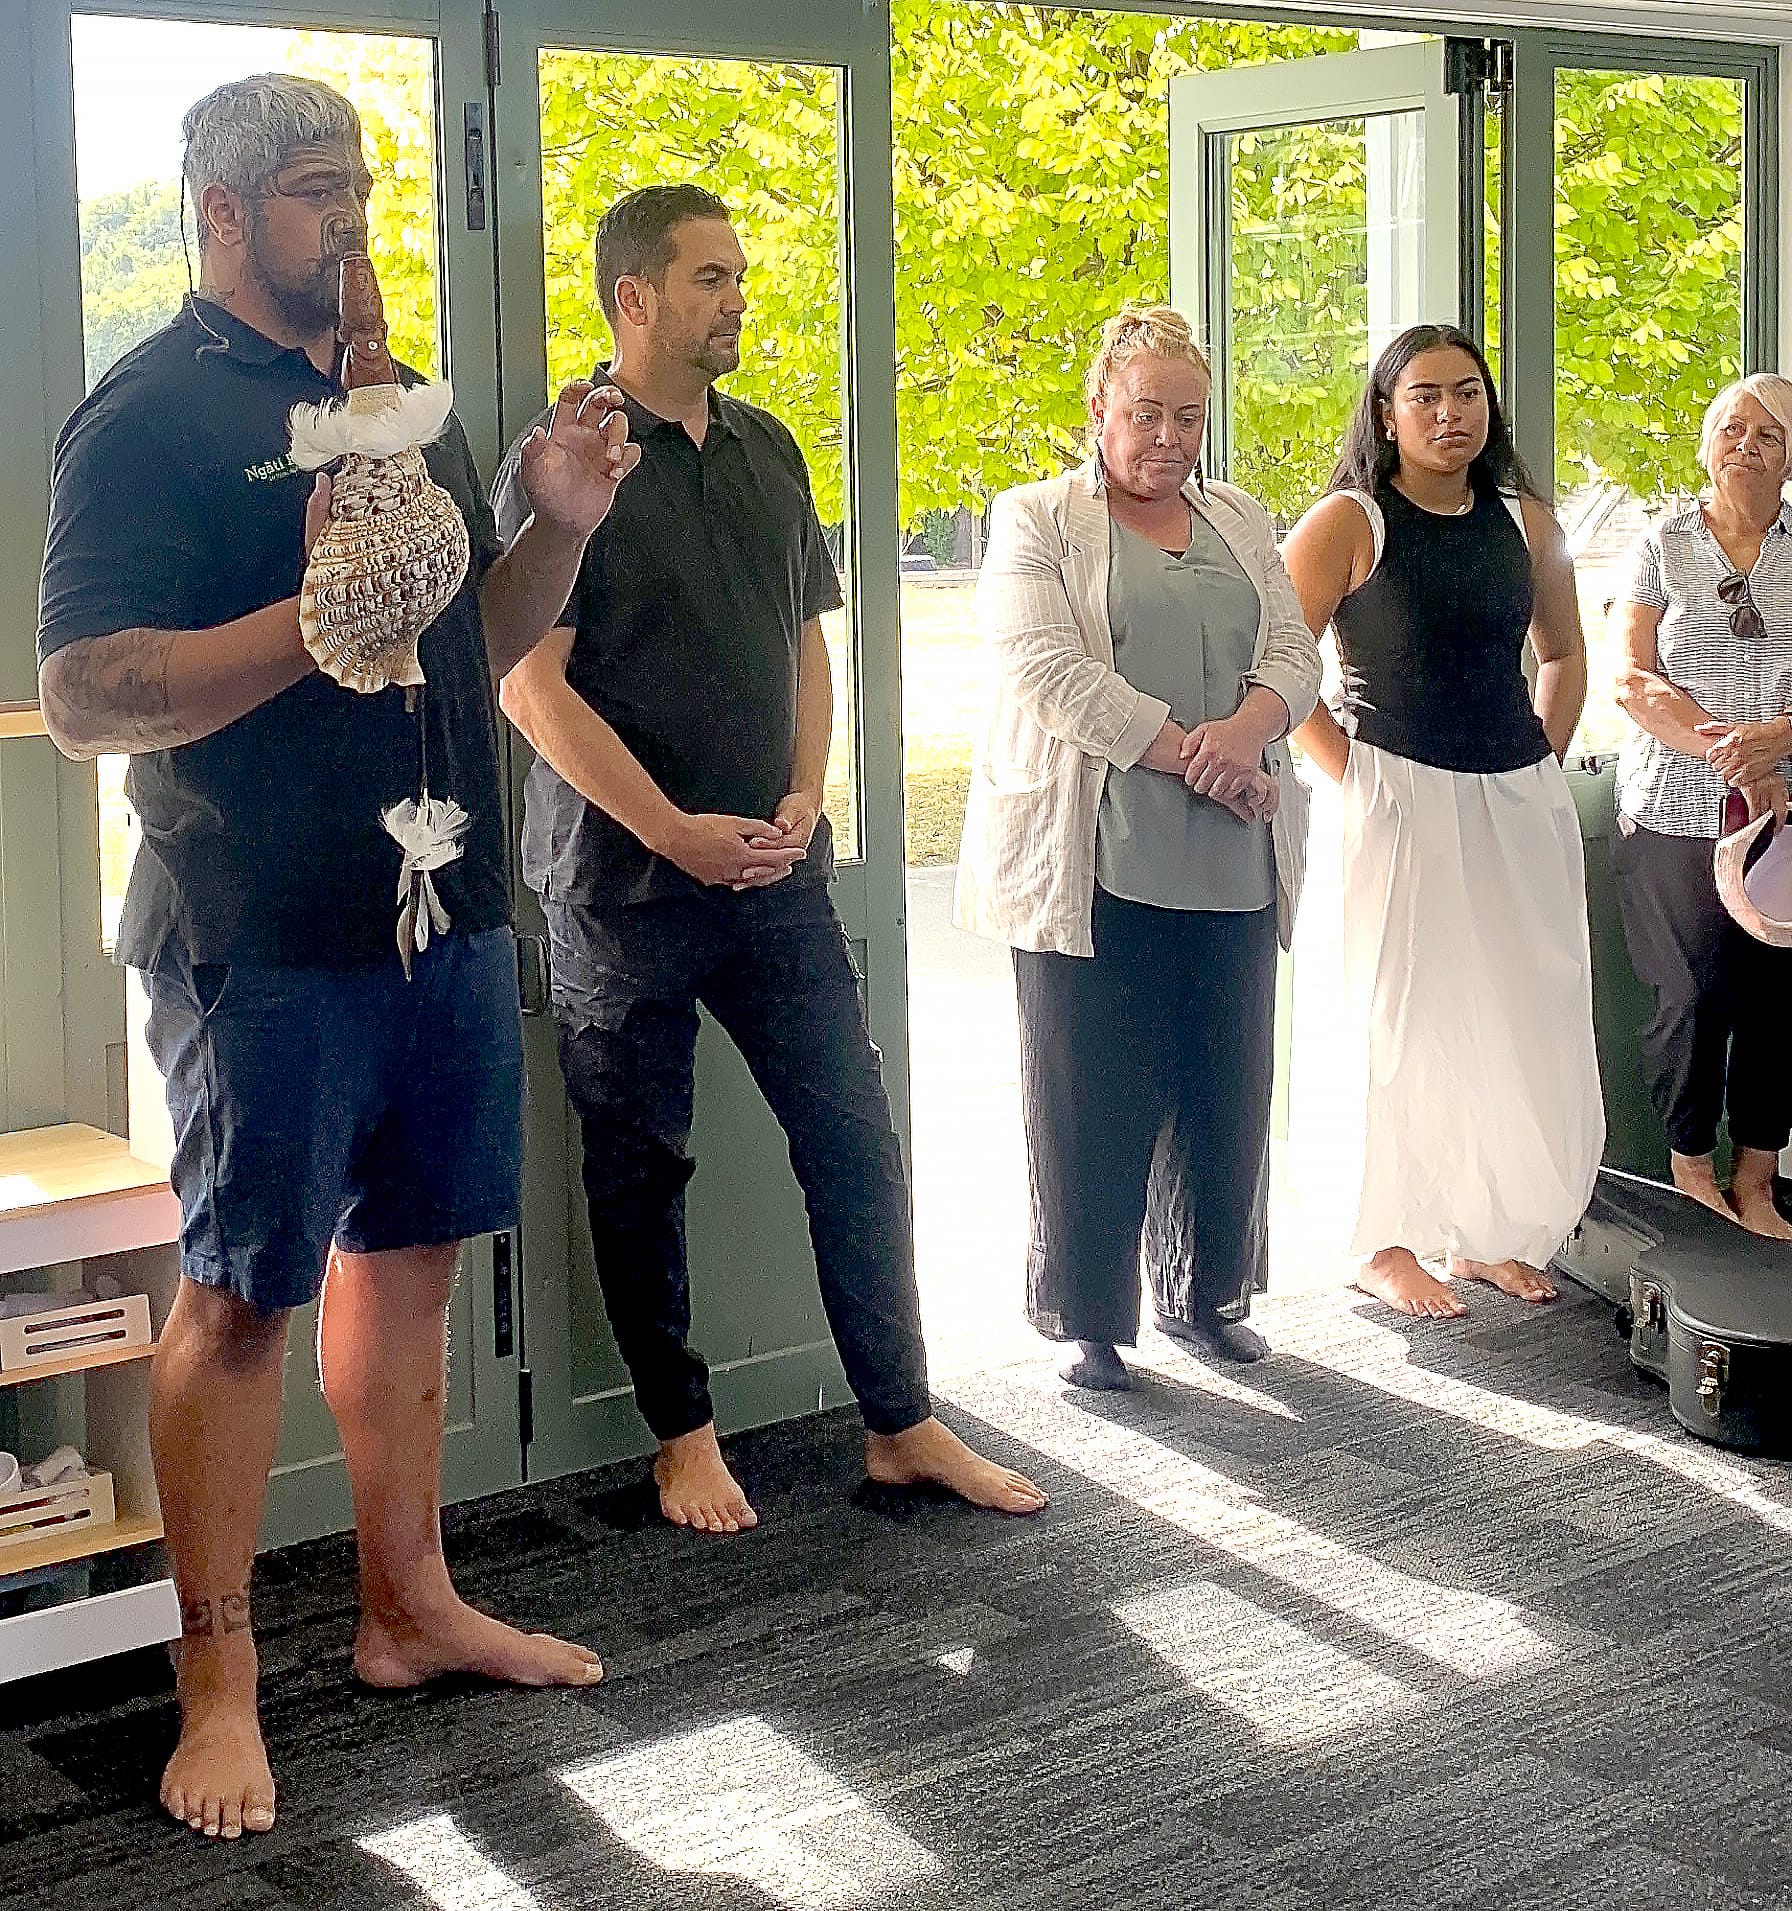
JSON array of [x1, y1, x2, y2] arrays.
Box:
[[1717, 570, 1767, 644]]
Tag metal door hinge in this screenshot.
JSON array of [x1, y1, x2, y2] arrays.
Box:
[[492, 1230, 514, 1358], [1445, 39, 1511, 103], [482, 4, 501, 90], [518, 1365, 534, 1448]]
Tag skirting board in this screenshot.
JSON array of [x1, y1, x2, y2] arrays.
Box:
[[0, 1577, 179, 1684]]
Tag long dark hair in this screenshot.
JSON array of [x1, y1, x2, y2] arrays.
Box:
[[1328, 324, 1542, 502]]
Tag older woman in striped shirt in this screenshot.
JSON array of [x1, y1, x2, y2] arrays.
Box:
[[1613, 373, 1792, 1239]]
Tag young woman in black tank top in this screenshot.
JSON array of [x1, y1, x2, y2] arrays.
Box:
[[1281, 325, 1605, 1321]]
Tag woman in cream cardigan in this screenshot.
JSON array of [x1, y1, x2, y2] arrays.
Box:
[[955, 306, 1320, 1389]]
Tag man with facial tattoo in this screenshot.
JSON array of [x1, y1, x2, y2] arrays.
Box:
[[36, 75, 640, 1841]]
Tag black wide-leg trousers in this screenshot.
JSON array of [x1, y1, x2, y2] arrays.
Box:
[[1013, 888, 1278, 1347], [1613, 817, 1792, 1158], [549, 882, 930, 1443]]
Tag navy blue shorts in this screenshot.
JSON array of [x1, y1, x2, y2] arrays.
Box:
[[142, 927, 524, 1313]]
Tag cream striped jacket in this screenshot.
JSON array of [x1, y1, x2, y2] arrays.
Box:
[[953, 457, 1320, 957]]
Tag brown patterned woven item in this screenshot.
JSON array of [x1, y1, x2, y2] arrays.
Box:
[[287, 254, 471, 695]]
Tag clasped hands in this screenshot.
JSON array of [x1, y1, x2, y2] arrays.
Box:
[[661, 792, 820, 892], [1143, 709, 1281, 823], [1698, 714, 1792, 827]]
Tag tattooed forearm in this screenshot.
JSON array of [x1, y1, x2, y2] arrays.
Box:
[[39, 629, 189, 758], [37, 599, 314, 760], [180, 1584, 250, 1638]]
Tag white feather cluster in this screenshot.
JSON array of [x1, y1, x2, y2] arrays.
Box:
[[288, 380, 456, 468]]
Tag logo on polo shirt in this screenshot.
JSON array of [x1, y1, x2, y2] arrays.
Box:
[[244, 454, 299, 484]]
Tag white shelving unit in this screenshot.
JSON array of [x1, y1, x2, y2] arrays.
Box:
[[0, 1122, 183, 1683]]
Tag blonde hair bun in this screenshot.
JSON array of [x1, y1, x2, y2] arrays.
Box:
[[1086, 303, 1212, 410]]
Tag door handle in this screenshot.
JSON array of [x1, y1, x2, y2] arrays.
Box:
[[463, 102, 489, 231], [516, 932, 550, 1016]]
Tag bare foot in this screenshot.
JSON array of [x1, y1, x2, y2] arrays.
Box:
[[1450, 1257, 1557, 1304], [1728, 1152, 1792, 1242], [1671, 1152, 1735, 1220], [1353, 1248, 1468, 1319], [354, 1596, 603, 1691], [1732, 1188, 1792, 1242], [653, 1423, 758, 1534], [161, 1634, 277, 1840], [864, 1416, 1047, 1515]]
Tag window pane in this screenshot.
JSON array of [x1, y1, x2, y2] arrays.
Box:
[[537, 51, 859, 862], [1554, 69, 1746, 754], [1227, 111, 1429, 525], [70, 16, 441, 948]]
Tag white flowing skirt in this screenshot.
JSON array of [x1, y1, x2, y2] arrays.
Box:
[[1335, 742, 1605, 1267]]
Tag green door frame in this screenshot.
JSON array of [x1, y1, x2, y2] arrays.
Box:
[[489, 0, 905, 1483], [1499, 29, 1778, 510]]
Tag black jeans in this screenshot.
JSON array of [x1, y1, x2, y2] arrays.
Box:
[[547, 881, 930, 1441], [1013, 889, 1277, 1346], [1613, 816, 1792, 1157]]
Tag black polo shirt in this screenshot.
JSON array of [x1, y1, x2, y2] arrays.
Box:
[[37, 298, 508, 969], [491, 377, 843, 908]]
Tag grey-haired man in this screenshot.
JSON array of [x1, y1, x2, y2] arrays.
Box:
[[37, 75, 637, 1839]]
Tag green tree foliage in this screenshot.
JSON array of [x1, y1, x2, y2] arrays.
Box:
[[538, 53, 845, 518], [1553, 69, 1743, 501], [891, 6, 1354, 520], [79, 183, 189, 391], [75, 16, 1748, 523]]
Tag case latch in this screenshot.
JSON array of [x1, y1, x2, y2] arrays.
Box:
[[1696, 1342, 1731, 1418]]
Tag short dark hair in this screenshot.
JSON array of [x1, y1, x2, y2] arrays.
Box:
[[593, 184, 732, 324], [1329, 323, 1543, 503]]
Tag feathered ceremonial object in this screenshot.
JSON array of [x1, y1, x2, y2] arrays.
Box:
[[1715, 806, 1792, 949], [288, 253, 470, 695]]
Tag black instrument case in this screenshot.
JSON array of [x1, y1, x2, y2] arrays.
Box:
[[1553, 1168, 1792, 1455]]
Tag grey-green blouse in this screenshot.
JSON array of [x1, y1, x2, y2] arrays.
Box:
[[1096, 512, 1275, 913]]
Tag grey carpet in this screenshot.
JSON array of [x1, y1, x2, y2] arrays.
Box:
[[4, 1280, 1792, 1911]]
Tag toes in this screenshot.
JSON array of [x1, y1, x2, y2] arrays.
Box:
[[245, 1798, 277, 1835], [220, 1797, 244, 1841], [202, 1793, 223, 1838], [735, 1504, 760, 1530]]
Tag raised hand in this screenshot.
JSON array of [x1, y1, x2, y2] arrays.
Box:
[[516, 381, 643, 538]]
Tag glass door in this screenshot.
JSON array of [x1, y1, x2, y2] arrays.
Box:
[[27, 0, 521, 1545], [1169, 38, 1469, 514], [1167, 37, 1478, 1280], [491, 0, 902, 1480]]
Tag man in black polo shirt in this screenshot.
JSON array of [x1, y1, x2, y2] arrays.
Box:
[[495, 184, 1046, 1535], [37, 76, 639, 1841]]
